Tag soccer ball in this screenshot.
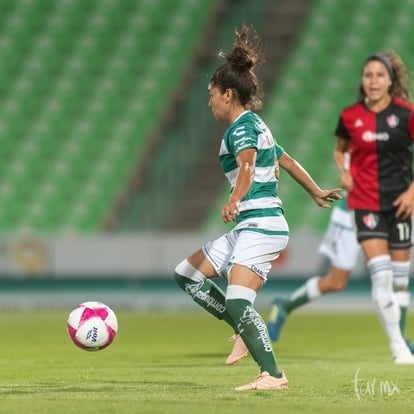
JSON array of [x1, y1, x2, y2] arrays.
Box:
[[67, 301, 118, 351]]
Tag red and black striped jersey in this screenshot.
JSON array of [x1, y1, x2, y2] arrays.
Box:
[[335, 97, 414, 211]]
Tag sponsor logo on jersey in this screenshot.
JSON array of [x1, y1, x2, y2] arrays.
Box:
[[233, 136, 250, 146], [363, 213, 379, 229], [354, 118, 363, 127], [233, 126, 246, 137], [386, 114, 399, 128], [362, 131, 390, 142]]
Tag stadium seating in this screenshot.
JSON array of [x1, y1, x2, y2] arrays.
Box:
[[202, 0, 414, 235], [0, 0, 217, 233], [3, 0, 414, 235]]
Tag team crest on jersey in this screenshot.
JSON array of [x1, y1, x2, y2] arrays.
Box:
[[363, 213, 379, 229], [386, 114, 399, 128]]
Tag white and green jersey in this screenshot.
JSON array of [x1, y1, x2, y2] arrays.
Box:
[[219, 111, 284, 223]]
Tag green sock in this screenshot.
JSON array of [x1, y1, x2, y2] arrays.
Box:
[[174, 273, 238, 332], [283, 277, 320, 313], [283, 293, 310, 314], [226, 298, 281, 377], [400, 306, 408, 336]]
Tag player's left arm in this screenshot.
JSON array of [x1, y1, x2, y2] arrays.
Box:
[[222, 148, 256, 224], [279, 151, 341, 208]]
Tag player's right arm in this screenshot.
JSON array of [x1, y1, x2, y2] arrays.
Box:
[[278, 151, 341, 208]]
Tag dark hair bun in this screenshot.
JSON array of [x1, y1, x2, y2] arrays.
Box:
[[227, 46, 254, 70]]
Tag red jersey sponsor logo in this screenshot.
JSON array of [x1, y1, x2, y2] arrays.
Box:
[[362, 131, 389, 142]]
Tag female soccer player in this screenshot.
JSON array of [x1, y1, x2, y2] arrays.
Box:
[[337, 51, 414, 363], [174, 25, 341, 390]]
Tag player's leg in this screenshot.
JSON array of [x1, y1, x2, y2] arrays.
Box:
[[362, 239, 413, 363], [354, 209, 413, 363], [283, 266, 351, 313], [267, 267, 351, 341], [267, 217, 359, 341], [226, 223, 289, 390], [227, 267, 287, 390], [175, 231, 250, 364], [390, 248, 413, 352], [174, 233, 239, 332]]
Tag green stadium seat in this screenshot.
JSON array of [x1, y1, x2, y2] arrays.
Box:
[[0, 0, 219, 233]]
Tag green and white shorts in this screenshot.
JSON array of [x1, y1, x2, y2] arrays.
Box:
[[202, 216, 289, 282]]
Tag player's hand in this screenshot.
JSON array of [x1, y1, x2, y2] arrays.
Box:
[[313, 188, 342, 208], [222, 200, 240, 224], [393, 191, 414, 219]]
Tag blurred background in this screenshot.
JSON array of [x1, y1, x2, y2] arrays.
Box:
[[0, 0, 413, 310]]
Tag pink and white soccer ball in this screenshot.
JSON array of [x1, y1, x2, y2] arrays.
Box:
[[67, 301, 118, 351]]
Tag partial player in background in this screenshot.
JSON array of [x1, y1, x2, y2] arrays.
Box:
[[267, 190, 414, 353], [267, 191, 359, 334], [174, 25, 341, 391]]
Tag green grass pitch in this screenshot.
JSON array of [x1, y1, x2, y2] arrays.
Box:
[[0, 309, 413, 414]]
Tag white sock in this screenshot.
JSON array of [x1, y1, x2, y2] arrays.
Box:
[[306, 276, 322, 300], [290, 276, 321, 302], [368, 255, 404, 344], [392, 261, 410, 308], [395, 290, 410, 308]]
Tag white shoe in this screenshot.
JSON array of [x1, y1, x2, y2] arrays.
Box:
[[391, 340, 414, 364]]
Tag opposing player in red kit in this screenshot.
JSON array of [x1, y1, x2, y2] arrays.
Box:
[[334, 51, 414, 363], [263, 51, 414, 366]]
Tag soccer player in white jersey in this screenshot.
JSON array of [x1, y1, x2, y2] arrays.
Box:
[[174, 25, 341, 391]]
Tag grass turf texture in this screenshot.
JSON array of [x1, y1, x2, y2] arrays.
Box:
[[0, 310, 413, 414]]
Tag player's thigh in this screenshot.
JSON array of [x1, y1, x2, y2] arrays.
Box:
[[231, 229, 289, 282], [187, 249, 217, 277], [200, 231, 236, 278]]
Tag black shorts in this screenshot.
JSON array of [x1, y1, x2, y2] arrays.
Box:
[[353, 209, 412, 249]]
